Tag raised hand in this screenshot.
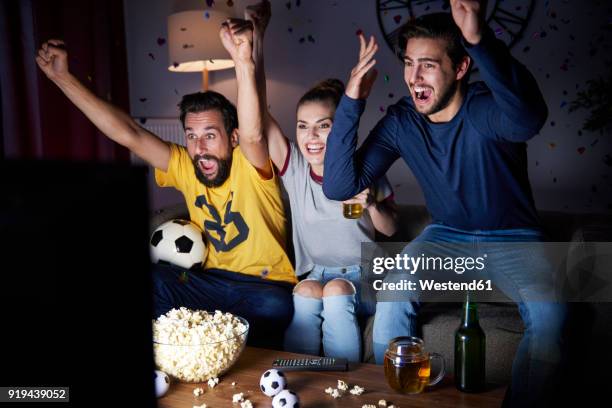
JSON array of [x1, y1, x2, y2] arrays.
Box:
[[244, 0, 271, 39], [450, 0, 484, 44], [343, 188, 374, 210], [35, 39, 69, 81], [219, 18, 254, 64], [345, 33, 379, 100]]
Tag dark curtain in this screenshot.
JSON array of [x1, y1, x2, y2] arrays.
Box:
[[0, 0, 130, 162]]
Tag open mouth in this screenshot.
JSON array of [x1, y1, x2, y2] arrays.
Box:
[[197, 157, 218, 177], [305, 143, 325, 155], [413, 86, 433, 104]]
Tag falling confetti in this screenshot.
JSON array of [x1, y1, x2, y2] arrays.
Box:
[[384, 74, 390, 83], [180, 27, 187, 31], [174, 89, 179, 95], [183, 44, 194, 49], [139, 98, 147, 103], [591, 139, 599, 147], [604, 154, 612, 167], [535, 161, 539, 166], [577, 147, 586, 155], [548, 143, 556, 149], [356, 29, 363, 36], [550, 121, 556, 127], [553, 177, 557, 183], [393, 15, 401, 24], [299, 37, 305, 43], [288, 27, 293, 33], [379, 106, 385, 112], [139, 118, 148, 124], [206, 0, 214, 7], [87, 75, 92, 82], [296, 0, 301, 6], [285, 2, 291, 9], [173, 62, 179, 68], [523, 46, 531, 53], [148, 52, 155, 60], [560, 63, 568, 71], [204, 11, 210, 19], [307, 35, 315, 43], [157, 37, 166, 46], [388, 93, 394, 98], [560, 101, 567, 108], [494, 27, 504, 36]]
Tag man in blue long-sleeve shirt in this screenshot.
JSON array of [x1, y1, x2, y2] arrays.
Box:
[[323, 1, 566, 406]]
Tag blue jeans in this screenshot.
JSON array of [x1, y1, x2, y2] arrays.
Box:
[[152, 264, 294, 350], [283, 264, 376, 362], [373, 224, 567, 406]]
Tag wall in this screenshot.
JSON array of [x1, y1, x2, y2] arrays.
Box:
[[123, 0, 612, 213]]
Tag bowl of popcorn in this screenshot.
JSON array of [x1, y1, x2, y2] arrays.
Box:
[[153, 307, 249, 383]]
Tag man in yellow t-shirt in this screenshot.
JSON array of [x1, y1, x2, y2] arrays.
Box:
[[35, 31, 295, 348]]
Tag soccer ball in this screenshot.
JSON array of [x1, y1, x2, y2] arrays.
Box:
[[272, 389, 300, 408], [153, 370, 170, 398], [150, 219, 207, 270], [260, 368, 287, 397]]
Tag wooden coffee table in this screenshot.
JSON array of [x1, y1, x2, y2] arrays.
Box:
[[158, 347, 506, 407]]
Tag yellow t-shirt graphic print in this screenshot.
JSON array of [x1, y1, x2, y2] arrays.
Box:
[[155, 143, 296, 284]]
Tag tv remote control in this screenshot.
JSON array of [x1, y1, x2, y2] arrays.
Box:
[[272, 357, 348, 371]]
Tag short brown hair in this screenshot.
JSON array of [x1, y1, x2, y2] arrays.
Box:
[[178, 91, 238, 136]]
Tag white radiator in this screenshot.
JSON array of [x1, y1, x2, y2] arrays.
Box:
[[130, 117, 185, 164]]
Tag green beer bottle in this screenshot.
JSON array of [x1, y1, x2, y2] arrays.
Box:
[[454, 293, 486, 392]]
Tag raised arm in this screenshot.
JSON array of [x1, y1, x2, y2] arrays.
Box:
[[35, 40, 170, 170], [245, 0, 288, 171], [451, 0, 548, 141], [220, 19, 272, 178], [323, 34, 400, 201]]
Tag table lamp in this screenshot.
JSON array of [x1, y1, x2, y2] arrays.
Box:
[[167, 9, 235, 90]]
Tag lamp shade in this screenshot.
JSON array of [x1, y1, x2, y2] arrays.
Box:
[[167, 10, 234, 72]]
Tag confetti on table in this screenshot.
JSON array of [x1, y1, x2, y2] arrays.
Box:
[[577, 147, 586, 155], [157, 37, 166, 46]]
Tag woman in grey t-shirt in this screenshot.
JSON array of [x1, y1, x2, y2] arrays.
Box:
[[247, 0, 397, 362]]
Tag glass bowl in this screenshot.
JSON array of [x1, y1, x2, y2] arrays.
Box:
[[153, 315, 249, 383]]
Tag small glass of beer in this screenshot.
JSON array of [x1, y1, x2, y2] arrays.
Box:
[[343, 203, 363, 219], [384, 336, 445, 394]]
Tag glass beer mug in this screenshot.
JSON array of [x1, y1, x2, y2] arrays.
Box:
[[384, 336, 445, 394], [343, 203, 363, 219]]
